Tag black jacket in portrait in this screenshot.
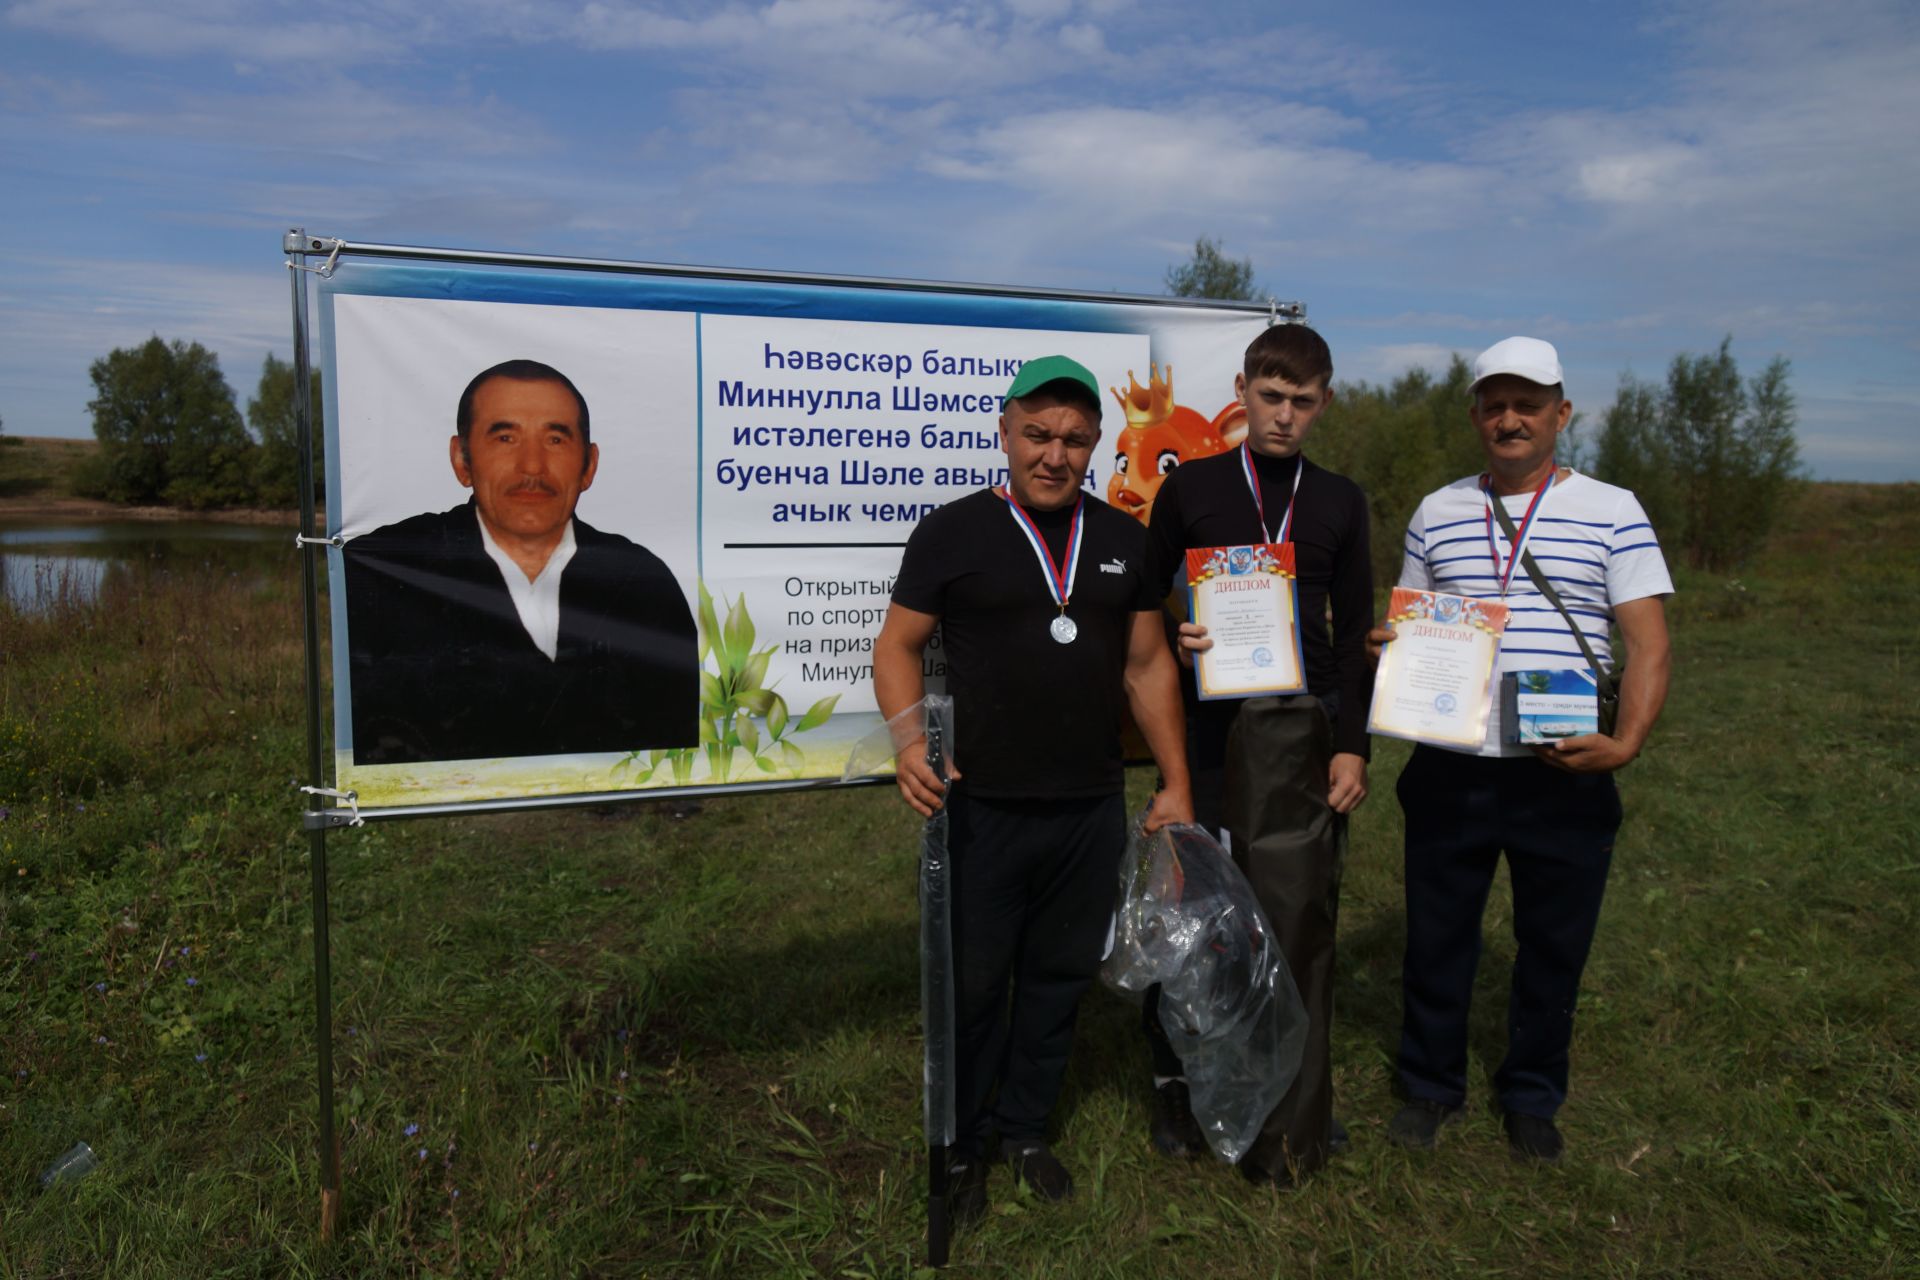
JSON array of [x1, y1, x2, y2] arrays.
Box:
[[342, 501, 699, 765]]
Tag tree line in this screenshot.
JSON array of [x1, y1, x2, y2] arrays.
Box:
[[79, 336, 321, 510], [1166, 237, 1804, 574]]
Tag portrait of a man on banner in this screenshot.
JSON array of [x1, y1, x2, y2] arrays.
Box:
[[342, 355, 699, 765]]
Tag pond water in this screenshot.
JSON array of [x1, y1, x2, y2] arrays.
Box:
[[0, 519, 296, 613]]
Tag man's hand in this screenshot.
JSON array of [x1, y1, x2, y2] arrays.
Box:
[[1143, 784, 1194, 833], [1328, 752, 1368, 814], [1366, 622, 1395, 667], [893, 736, 959, 817], [1174, 620, 1212, 670], [1533, 733, 1636, 775]]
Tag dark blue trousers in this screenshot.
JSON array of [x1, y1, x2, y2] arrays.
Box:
[[948, 788, 1126, 1155], [1395, 745, 1621, 1119]]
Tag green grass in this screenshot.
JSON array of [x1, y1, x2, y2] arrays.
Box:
[[2, 484, 1916, 1277], [0, 436, 96, 501]]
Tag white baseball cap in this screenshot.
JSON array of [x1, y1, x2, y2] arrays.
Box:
[[1469, 336, 1564, 393]]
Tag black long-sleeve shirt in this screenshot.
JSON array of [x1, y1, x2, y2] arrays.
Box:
[[1146, 449, 1375, 761]]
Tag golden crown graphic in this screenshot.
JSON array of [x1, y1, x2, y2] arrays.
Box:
[[1110, 362, 1176, 429]]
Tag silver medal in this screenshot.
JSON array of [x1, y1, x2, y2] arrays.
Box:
[[1049, 614, 1078, 645]]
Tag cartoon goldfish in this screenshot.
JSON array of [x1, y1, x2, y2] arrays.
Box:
[[1107, 363, 1245, 525]]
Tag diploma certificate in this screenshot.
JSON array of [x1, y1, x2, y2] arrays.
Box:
[[1367, 587, 1510, 747], [1186, 543, 1306, 700]]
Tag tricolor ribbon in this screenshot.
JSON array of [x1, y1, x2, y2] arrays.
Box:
[[1240, 444, 1303, 543], [1481, 465, 1557, 597], [1000, 487, 1084, 612]]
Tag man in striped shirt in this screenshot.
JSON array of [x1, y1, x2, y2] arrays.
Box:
[[1372, 336, 1673, 1163]]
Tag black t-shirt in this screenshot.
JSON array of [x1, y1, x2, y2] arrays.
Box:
[[892, 487, 1161, 799], [1146, 449, 1374, 761]]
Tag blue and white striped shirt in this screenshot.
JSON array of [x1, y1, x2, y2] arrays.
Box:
[[1397, 471, 1674, 757]]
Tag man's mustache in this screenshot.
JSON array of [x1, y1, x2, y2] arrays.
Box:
[[506, 478, 560, 495]]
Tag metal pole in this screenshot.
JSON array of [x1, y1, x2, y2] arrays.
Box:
[[921, 718, 954, 1267], [286, 228, 341, 1240]]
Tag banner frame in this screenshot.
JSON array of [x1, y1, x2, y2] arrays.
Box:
[[284, 230, 1297, 1260]]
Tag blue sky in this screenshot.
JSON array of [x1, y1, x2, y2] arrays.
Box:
[[3, 0, 1915, 480]]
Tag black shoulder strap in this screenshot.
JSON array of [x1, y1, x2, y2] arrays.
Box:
[[1488, 491, 1618, 702]]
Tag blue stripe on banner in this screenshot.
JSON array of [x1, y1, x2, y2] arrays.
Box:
[[1615, 522, 1652, 535], [1612, 541, 1662, 554]]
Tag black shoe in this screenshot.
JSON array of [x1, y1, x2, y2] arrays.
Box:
[[1002, 1141, 1074, 1202], [1504, 1112, 1564, 1164], [1238, 1156, 1297, 1188], [1328, 1116, 1350, 1157], [1387, 1099, 1463, 1150], [946, 1155, 989, 1228], [1150, 1080, 1206, 1159]]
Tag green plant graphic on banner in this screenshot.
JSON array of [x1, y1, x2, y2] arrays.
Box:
[[619, 583, 840, 787]]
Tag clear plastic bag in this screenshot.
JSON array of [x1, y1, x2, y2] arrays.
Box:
[[1101, 816, 1308, 1162]]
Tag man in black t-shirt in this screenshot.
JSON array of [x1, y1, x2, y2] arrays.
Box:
[[1140, 323, 1373, 1184], [874, 354, 1193, 1226]]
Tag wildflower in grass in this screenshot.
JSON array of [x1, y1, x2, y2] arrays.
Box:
[[25, 951, 36, 962], [527, 1142, 538, 1153], [417, 1148, 428, 1161], [185, 976, 199, 987], [618, 1069, 629, 1081], [179, 946, 190, 957], [95, 1035, 108, 1044], [616, 1027, 630, 1042], [93, 982, 106, 993], [195, 1053, 208, 1063], [450, 1189, 460, 1199], [404, 1122, 419, 1137]]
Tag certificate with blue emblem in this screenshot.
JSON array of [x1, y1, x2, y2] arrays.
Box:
[[1185, 543, 1307, 700], [1367, 587, 1510, 747]]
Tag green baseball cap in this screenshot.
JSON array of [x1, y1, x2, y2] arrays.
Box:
[[1004, 354, 1102, 408]]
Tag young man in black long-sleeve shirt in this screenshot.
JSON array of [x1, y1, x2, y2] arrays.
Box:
[[1140, 323, 1373, 1183]]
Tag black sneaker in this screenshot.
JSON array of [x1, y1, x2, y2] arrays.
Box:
[[1329, 1116, 1350, 1156], [947, 1155, 989, 1228], [1150, 1080, 1206, 1159], [1002, 1141, 1074, 1202], [1504, 1112, 1564, 1164], [1386, 1099, 1463, 1150]]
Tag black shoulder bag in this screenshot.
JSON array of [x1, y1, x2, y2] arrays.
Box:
[[1489, 496, 1624, 736]]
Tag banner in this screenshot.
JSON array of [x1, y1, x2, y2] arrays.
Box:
[[317, 255, 1271, 811]]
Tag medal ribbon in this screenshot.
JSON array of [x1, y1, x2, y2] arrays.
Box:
[[1240, 444, 1303, 543], [999, 486, 1084, 612], [1481, 464, 1557, 597]]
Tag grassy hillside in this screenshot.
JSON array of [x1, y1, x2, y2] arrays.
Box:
[[1, 484, 1914, 1277], [0, 436, 96, 501]]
